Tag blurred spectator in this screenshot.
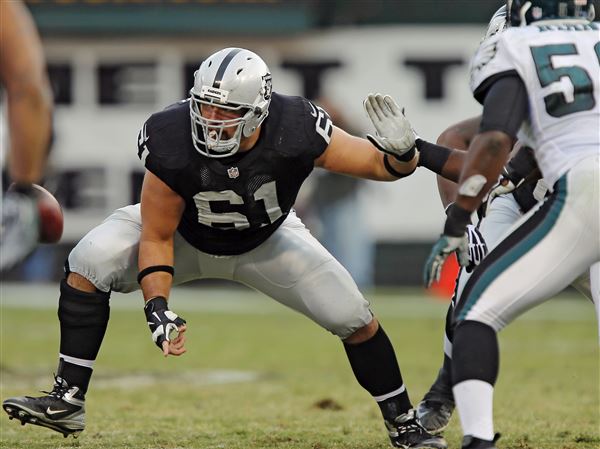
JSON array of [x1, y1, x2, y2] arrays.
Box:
[[304, 98, 375, 289]]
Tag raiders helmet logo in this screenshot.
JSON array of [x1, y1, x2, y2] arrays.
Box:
[[262, 74, 273, 100]]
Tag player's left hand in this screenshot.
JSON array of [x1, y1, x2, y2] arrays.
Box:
[[364, 93, 416, 159], [423, 204, 472, 288], [423, 234, 469, 288]]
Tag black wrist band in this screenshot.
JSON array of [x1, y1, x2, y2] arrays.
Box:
[[415, 138, 451, 175], [137, 265, 174, 284], [444, 204, 472, 237], [444, 202, 455, 215], [144, 296, 168, 313], [393, 146, 416, 162], [384, 154, 416, 178]]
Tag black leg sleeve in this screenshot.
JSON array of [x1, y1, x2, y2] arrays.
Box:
[[344, 325, 412, 419], [451, 320, 499, 386], [57, 278, 110, 393]]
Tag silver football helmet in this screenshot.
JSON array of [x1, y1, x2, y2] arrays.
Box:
[[189, 47, 272, 158]]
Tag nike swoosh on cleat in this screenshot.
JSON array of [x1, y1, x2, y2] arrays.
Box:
[[46, 407, 69, 415]]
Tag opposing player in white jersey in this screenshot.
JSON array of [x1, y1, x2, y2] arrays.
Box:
[[419, 1, 599, 447], [364, 3, 600, 440], [415, 120, 599, 434]]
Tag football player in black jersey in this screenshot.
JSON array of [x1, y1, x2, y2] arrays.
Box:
[[2, 47, 447, 449]]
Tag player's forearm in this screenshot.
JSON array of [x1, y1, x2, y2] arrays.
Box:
[[415, 139, 465, 182], [138, 237, 175, 302], [7, 81, 52, 184], [381, 151, 418, 181], [315, 133, 416, 181], [454, 132, 512, 212], [434, 115, 482, 208]]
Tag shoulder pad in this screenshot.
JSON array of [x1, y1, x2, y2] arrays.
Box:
[[137, 101, 194, 170], [469, 31, 519, 104]]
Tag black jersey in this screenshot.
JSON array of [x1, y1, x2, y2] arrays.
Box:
[[137, 92, 333, 255]]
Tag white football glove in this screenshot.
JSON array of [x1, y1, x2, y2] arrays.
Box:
[[0, 189, 40, 271], [363, 93, 416, 159], [423, 234, 470, 289], [423, 203, 472, 288]]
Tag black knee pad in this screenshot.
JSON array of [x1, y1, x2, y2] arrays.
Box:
[[58, 279, 110, 328]]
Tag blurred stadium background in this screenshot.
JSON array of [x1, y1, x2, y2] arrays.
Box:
[[1, 0, 560, 286], [1, 2, 599, 448]]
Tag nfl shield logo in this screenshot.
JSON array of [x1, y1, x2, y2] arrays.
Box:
[[227, 167, 240, 179]]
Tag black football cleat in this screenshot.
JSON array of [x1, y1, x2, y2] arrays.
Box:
[[386, 409, 448, 449], [416, 367, 455, 434], [3, 375, 85, 438], [461, 434, 500, 449]]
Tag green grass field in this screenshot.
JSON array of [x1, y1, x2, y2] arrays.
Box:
[[1, 284, 598, 449]]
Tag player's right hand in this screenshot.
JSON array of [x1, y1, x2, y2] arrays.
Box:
[[363, 93, 416, 159], [143, 296, 187, 357], [165, 324, 187, 357]]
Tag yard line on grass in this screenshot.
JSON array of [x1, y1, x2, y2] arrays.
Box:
[[0, 283, 594, 322], [1, 369, 264, 390]]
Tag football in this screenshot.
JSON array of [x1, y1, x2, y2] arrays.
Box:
[[34, 184, 64, 243], [8, 183, 64, 244]]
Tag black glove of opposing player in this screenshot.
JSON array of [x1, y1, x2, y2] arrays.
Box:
[[144, 296, 186, 350], [465, 224, 488, 273]]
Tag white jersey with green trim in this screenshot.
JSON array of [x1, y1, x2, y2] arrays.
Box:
[[469, 20, 600, 187]]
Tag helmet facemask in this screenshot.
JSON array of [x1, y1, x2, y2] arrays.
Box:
[[189, 48, 272, 158], [507, 0, 594, 26]]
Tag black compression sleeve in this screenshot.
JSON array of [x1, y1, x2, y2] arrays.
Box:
[[479, 74, 528, 138], [415, 138, 452, 175]]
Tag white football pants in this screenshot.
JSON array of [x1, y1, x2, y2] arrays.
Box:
[[456, 155, 600, 332], [68, 207, 372, 339]]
